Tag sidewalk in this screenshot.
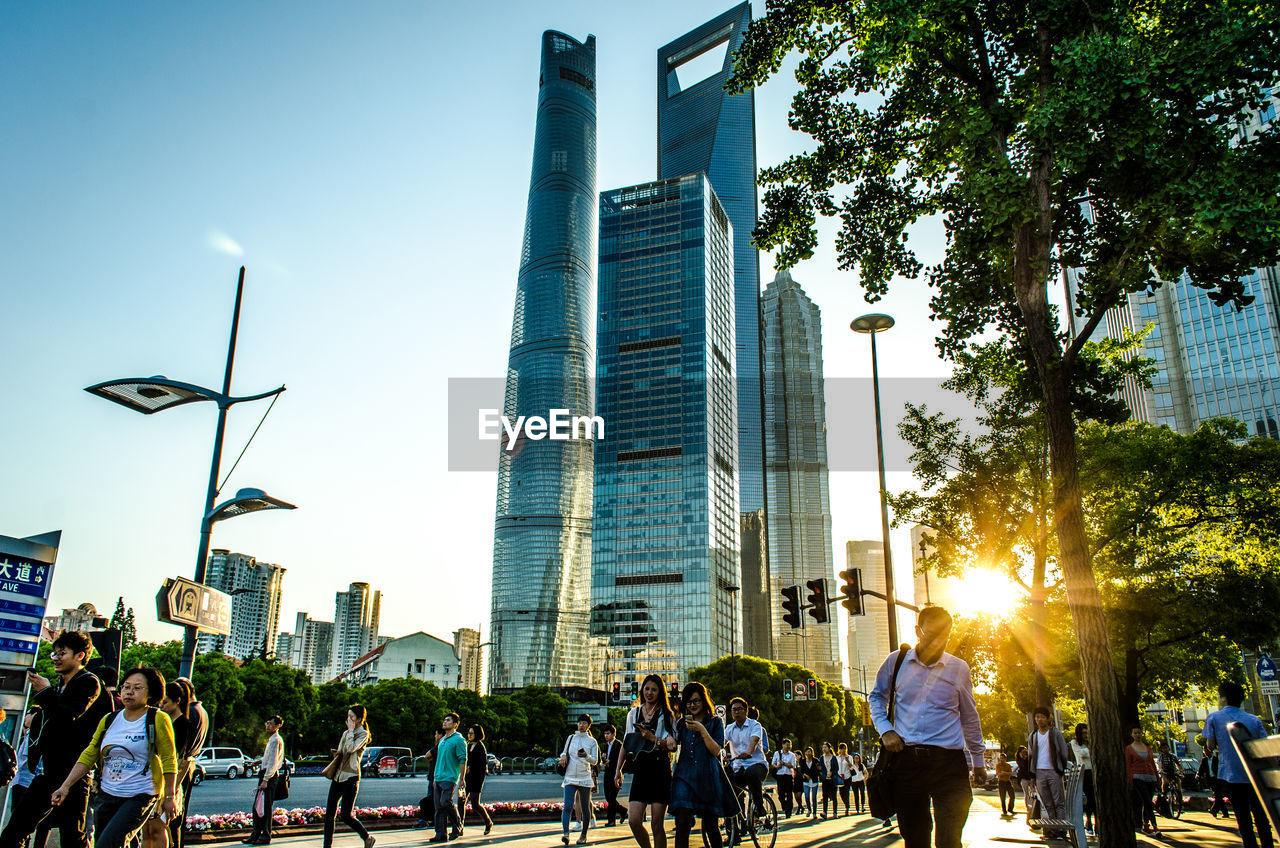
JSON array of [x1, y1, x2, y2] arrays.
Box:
[[239, 792, 1260, 848]]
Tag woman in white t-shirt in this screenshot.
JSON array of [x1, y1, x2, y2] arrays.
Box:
[[847, 753, 868, 814], [559, 714, 600, 846], [1069, 723, 1095, 834], [51, 666, 178, 848]]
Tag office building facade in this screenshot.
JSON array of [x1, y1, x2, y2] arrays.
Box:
[[490, 30, 598, 691], [453, 627, 482, 692], [762, 270, 839, 682], [592, 175, 740, 686], [845, 541, 891, 690], [197, 549, 284, 660]]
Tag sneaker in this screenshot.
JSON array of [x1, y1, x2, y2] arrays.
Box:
[[365, 837, 376, 848], [561, 836, 569, 845], [570, 822, 581, 832]]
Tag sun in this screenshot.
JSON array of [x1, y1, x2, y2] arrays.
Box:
[[949, 567, 1024, 618]]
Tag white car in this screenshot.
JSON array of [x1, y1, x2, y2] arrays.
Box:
[[195, 746, 254, 780]]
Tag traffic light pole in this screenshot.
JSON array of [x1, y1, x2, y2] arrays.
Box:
[[859, 589, 920, 614]]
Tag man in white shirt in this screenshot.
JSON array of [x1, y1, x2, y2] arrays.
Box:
[[725, 698, 768, 818], [245, 716, 284, 845], [770, 738, 798, 818], [1026, 707, 1068, 840]]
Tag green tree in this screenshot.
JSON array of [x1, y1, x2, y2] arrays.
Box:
[[236, 658, 315, 753], [734, 4, 1280, 845], [687, 655, 840, 751], [108, 597, 137, 648], [358, 677, 445, 753], [121, 641, 181, 681], [510, 686, 569, 755], [300, 682, 360, 754], [482, 694, 529, 755], [193, 652, 245, 744]]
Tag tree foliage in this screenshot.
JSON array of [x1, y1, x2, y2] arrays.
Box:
[[688, 655, 842, 752]]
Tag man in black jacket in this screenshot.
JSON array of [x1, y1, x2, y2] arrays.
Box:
[[0, 631, 111, 848], [600, 725, 624, 827]]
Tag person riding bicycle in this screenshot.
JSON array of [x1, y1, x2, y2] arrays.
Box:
[[724, 699, 768, 823], [1156, 742, 1182, 815]]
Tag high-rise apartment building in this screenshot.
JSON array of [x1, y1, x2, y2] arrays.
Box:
[[453, 627, 482, 692], [762, 270, 839, 682], [845, 541, 891, 689], [592, 175, 740, 685], [290, 612, 335, 683], [332, 582, 380, 678], [197, 549, 284, 660], [490, 30, 597, 692]]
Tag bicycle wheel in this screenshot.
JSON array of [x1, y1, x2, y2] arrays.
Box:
[[1170, 787, 1184, 819], [753, 795, 778, 848]]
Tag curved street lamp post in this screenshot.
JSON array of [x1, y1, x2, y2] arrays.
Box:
[[86, 267, 292, 678]]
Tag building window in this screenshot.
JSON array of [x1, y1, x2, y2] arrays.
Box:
[[415, 661, 424, 674], [444, 665, 450, 674], [430, 664, 436, 673]]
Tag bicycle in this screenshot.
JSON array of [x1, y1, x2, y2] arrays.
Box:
[[715, 783, 778, 848], [1158, 776, 1184, 819]]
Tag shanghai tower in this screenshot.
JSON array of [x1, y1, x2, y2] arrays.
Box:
[[489, 31, 597, 691]]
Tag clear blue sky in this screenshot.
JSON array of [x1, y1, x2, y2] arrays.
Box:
[[2, 2, 955, 652]]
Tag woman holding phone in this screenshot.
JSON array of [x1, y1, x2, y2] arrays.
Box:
[[617, 674, 677, 848], [669, 682, 732, 848], [323, 706, 374, 848]]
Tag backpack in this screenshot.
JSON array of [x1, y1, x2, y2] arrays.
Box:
[[0, 738, 16, 787], [95, 707, 158, 789]]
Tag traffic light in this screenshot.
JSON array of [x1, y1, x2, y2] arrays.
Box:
[[783, 678, 793, 701], [806, 677, 817, 700], [781, 585, 802, 629], [612, 682, 621, 702], [839, 568, 864, 615], [670, 681, 680, 702], [806, 578, 830, 624], [630, 680, 639, 700]]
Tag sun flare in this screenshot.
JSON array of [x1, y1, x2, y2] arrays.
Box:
[[949, 568, 1023, 618]]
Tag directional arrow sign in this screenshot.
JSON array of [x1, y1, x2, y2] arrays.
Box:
[[1258, 656, 1279, 696], [156, 577, 232, 636]]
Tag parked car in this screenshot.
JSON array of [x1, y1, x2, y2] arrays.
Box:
[[1179, 756, 1200, 788], [487, 753, 502, 775], [196, 747, 254, 780], [191, 761, 206, 786], [361, 746, 413, 777]]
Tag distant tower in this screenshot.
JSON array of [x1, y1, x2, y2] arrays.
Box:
[[845, 541, 890, 686], [197, 549, 284, 660], [332, 582, 380, 677], [593, 175, 740, 684], [762, 270, 839, 682], [490, 30, 598, 691]]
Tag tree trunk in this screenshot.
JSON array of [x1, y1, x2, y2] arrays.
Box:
[[1123, 646, 1141, 725], [1013, 219, 1135, 848], [1030, 533, 1051, 710]]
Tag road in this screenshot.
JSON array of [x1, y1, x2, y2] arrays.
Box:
[[186, 773, 567, 816]]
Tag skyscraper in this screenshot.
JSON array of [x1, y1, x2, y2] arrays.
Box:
[[490, 30, 597, 691], [845, 541, 890, 688], [291, 612, 335, 683], [762, 270, 839, 682], [197, 549, 284, 660], [332, 582, 380, 677], [453, 627, 482, 692], [592, 175, 740, 685]]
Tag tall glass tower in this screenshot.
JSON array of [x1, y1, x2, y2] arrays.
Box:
[[592, 175, 740, 685], [658, 5, 770, 657], [490, 30, 597, 692], [761, 270, 839, 682]]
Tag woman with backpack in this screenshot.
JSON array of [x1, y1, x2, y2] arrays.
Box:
[[49, 666, 177, 848], [616, 674, 677, 848], [142, 682, 193, 848]]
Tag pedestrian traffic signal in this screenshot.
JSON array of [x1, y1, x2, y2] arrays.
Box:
[[783, 678, 793, 701], [781, 585, 802, 629], [806, 677, 817, 700], [806, 578, 830, 624], [630, 680, 639, 700], [670, 681, 680, 702], [612, 682, 621, 702], [839, 568, 864, 615]]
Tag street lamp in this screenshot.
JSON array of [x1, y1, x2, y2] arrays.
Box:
[[919, 537, 932, 607], [851, 312, 900, 650], [86, 266, 291, 679], [724, 584, 741, 683]]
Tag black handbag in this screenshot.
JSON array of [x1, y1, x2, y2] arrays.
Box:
[[274, 770, 290, 801], [621, 708, 661, 774], [866, 646, 909, 820]]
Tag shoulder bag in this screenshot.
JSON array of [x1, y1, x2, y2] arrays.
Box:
[[867, 646, 910, 820], [274, 768, 291, 800], [621, 708, 661, 773]]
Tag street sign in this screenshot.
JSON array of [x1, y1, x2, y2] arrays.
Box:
[[156, 577, 232, 635], [793, 681, 807, 701], [1258, 656, 1279, 696], [715, 705, 726, 720]]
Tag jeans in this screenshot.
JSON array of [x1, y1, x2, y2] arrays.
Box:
[[850, 781, 866, 813], [774, 775, 793, 817], [729, 763, 767, 818], [1131, 777, 1158, 831], [997, 781, 1015, 814], [434, 781, 461, 840], [0, 773, 91, 848], [93, 793, 157, 848], [803, 782, 819, 814], [324, 777, 368, 847], [820, 780, 837, 817], [1035, 770, 1065, 836], [562, 784, 592, 837], [889, 747, 972, 848], [1227, 781, 1276, 848]]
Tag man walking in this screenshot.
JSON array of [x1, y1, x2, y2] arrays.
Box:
[[171, 678, 209, 848], [430, 713, 468, 844], [771, 739, 797, 819], [1026, 707, 1068, 838], [1203, 681, 1275, 848], [869, 606, 986, 848], [244, 716, 285, 845], [599, 725, 624, 827], [0, 631, 111, 848]]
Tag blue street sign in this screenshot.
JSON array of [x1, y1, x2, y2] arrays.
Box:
[[1258, 656, 1277, 681]]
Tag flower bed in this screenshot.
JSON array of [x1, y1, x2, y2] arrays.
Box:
[[185, 801, 609, 834]]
